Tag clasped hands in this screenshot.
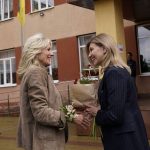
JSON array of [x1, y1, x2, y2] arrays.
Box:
[[73, 105, 99, 129]]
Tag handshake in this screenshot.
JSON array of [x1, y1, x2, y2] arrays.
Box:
[[73, 104, 100, 129]]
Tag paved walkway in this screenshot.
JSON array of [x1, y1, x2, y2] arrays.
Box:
[[66, 123, 103, 150], [0, 98, 149, 150], [66, 99, 150, 150]]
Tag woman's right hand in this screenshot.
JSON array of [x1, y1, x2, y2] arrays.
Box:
[[85, 105, 99, 117]]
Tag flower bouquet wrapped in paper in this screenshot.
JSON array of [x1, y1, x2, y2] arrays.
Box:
[[70, 78, 98, 110], [69, 77, 99, 136]]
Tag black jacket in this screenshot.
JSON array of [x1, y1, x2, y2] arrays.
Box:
[[96, 66, 149, 150], [127, 59, 136, 77]]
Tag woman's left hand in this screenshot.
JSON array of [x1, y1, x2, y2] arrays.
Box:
[[73, 114, 84, 125]]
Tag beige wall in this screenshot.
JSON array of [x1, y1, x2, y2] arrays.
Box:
[[0, 18, 21, 50], [0, 3, 95, 50], [24, 4, 95, 40], [94, 0, 126, 62]]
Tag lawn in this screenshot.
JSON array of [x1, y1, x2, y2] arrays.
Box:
[[0, 117, 101, 150]]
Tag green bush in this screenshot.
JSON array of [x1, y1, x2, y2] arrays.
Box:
[[79, 78, 93, 84]]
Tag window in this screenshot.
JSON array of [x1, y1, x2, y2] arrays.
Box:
[[78, 33, 98, 79], [137, 24, 150, 74], [0, 0, 13, 21], [68, 0, 94, 10], [49, 41, 58, 82], [31, 0, 54, 12], [0, 49, 16, 87]]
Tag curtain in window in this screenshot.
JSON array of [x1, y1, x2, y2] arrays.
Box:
[[31, 0, 54, 12], [0, 0, 13, 20], [0, 49, 16, 86]]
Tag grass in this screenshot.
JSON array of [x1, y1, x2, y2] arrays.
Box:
[[0, 117, 102, 150]]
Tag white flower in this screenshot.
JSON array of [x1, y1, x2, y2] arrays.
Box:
[[66, 105, 74, 112], [60, 105, 77, 122]]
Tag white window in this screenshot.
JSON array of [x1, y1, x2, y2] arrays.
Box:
[[31, 0, 54, 12], [49, 41, 58, 82], [0, 49, 16, 87], [137, 25, 150, 75], [78, 33, 99, 79], [0, 0, 13, 21]]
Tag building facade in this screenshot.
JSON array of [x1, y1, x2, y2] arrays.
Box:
[[94, 0, 150, 96], [0, 0, 150, 112], [0, 0, 96, 104]]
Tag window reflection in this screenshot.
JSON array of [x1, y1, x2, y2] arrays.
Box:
[[32, 0, 39, 12], [137, 25, 150, 74], [0, 0, 13, 21], [140, 54, 149, 73], [49, 41, 58, 80], [48, 0, 54, 7], [0, 60, 4, 85], [31, 0, 54, 12], [0, 0, 1, 20], [4, 0, 8, 19], [68, 0, 94, 10], [11, 58, 16, 83], [41, 0, 46, 9], [9, 0, 13, 17], [6, 59, 11, 83]]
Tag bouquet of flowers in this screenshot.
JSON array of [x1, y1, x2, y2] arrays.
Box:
[[60, 104, 78, 122]]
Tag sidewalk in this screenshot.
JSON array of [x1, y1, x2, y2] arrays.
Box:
[[138, 98, 150, 139], [66, 123, 103, 150], [0, 113, 149, 150], [0, 104, 148, 150]]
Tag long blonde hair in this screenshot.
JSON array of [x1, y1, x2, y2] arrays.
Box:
[[86, 33, 131, 74], [17, 33, 50, 79]]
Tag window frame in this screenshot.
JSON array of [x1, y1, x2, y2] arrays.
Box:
[[136, 24, 150, 76], [30, 0, 54, 13], [78, 33, 98, 80], [49, 40, 59, 83], [0, 0, 12, 21], [0, 56, 16, 87]]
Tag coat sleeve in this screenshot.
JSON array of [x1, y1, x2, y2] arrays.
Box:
[[27, 68, 64, 128], [95, 69, 127, 126]]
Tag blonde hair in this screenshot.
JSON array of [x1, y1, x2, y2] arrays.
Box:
[[17, 33, 50, 79], [86, 33, 131, 74]]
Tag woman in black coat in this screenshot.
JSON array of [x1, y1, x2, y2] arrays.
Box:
[[86, 33, 150, 150]]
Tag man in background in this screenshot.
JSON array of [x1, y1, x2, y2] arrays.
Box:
[[127, 52, 136, 84]]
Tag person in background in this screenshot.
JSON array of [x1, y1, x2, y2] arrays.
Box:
[[17, 33, 87, 150], [127, 52, 136, 84], [85, 33, 150, 150]]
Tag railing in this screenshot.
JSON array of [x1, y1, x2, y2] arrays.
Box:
[[0, 90, 20, 116], [0, 80, 75, 116]]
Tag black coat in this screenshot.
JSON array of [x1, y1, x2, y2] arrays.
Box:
[[127, 59, 136, 77], [95, 66, 150, 150]]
